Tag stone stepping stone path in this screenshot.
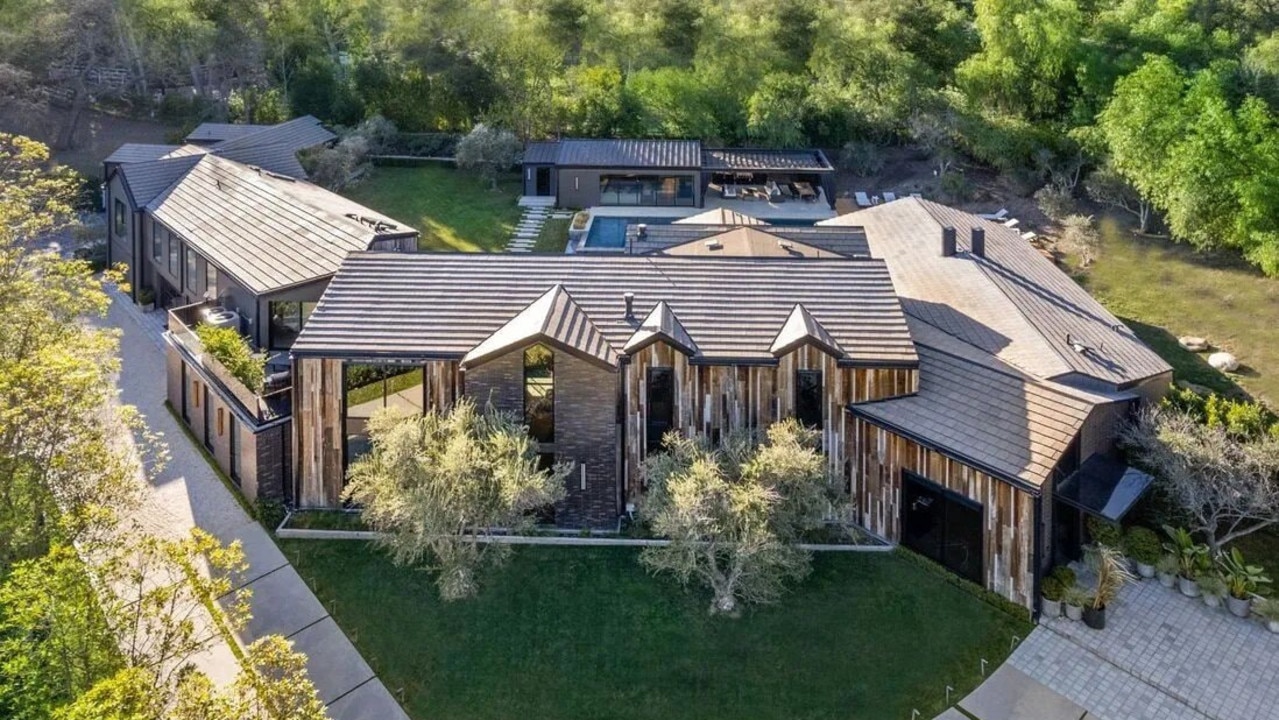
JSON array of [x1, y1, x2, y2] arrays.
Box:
[[505, 202, 556, 252]]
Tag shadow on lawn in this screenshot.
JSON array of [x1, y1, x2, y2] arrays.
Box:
[[1120, 316, 1251, 400]]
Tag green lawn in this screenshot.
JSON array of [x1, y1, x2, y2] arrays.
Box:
[[343, 165, 523, 252], [281, 542, 1029, 720], [533, 218, 571, 253], [1077, 215, 1279, 405]]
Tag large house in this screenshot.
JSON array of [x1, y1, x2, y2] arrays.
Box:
[[522, 138, 837, 211], [103, 117, 418, 502], [282, 198, 1171, 611]]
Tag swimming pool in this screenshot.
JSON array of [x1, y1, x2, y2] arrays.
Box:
[[582, 215, 817, 249]]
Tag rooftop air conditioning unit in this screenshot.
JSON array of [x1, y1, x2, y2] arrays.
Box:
[[202, 308, 241, 332]]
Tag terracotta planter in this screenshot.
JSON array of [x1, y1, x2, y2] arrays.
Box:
[[1065, 603, 1083, 621], [1158, 572, 1176, 588], [1226, 595, 1251, 618], [1041, 598, 1062, 619], [1083, 605, 1107, 630], [1136, 562, 1156, 579], [1178, 576, 1201, 598]]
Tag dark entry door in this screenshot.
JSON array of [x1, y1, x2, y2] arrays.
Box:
[[1054, 500, 1084, 565], [902, 472, 984, 585], [535, 167, 551, 196]]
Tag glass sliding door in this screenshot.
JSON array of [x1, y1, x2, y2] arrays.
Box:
[[343, 363, 426, 466]]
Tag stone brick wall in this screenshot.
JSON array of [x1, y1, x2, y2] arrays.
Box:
[[254, 423, 289, 501], [463, 347, 621, 528]]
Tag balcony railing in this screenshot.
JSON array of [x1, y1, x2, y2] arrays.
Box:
[[167, 301, 291, 423]]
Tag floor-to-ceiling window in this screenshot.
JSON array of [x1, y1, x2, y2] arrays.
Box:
[[599, 175, 695, 206], [524, 344, 554, 443], [795, 369, 823, 429], [343, 363, 426, 466], [646, 367, 674, 452], [901, 472, 984, 585], [269, 301, 318, 350]]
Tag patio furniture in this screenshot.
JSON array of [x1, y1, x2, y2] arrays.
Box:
[[1021, 231, 1038, 241], [855, 191, 872, 207], [795, 181, 817, 201], [1002, 218, 1020, 228], [978, 209, 1009, 221], [721, 184, 738, 199], [766, 180, 784, 201], [883, 191, 897, 202]]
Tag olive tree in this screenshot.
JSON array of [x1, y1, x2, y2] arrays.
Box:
[[1121, 406, 1279, 554], [343, 398, 569, 600], [455, 123, 522, 191], [640, 419, 831, 615]]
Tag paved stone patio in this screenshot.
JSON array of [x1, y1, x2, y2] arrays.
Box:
[[1010, 578, 1279, 720]]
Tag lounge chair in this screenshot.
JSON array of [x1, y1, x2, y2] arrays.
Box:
[[722, 184, 738, 199], [883, 191, 897, 202], [855, 191, 872, 207], [978, 208, 1009, 221], [1002, 218, 1020, 228], [1021, 231, 1038, 241]]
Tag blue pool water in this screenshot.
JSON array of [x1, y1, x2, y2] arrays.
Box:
[[583, 215, 815, 249]]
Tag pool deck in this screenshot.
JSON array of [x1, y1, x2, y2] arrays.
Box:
[[586, 193, 837, 223]]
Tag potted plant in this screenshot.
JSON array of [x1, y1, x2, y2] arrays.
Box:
[[1062, 585, 1088, 621], [1041, 577, 1064, 618], [1164, 525, 1209, 597], [1253, 597, 1279, 633], [1124, 526, 1161, 579], [1156, 554, 1179, 588], [1087, 516, 1123, 549], [138, 287, 156, 312], [1198, 574, 1227, 609], [1083, 544, 1136, 630], [1218, 547, 1271, 618]]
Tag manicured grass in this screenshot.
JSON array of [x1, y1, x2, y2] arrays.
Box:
[[1075, 216, 1279, 405], [532, 218, 571, 253], [283, 510, 369, 532], [281, 541, 1029, 720], [342, 165, 523, 252]]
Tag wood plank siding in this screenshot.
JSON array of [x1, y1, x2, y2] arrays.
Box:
[[849, 417, 1036, 608], [293, 358, 462, 507], [624, 340, 917, 497]]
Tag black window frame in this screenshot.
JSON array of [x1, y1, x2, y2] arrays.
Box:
[[151, 220, 164, 261], [228, 415, 241, 487], [523, 344, 555, 443], [795, 369, 824, 429], [268, 301, 317, 350], [113, 199, 126, 237], [185, 246, 200, 295], [168, 234, 181, 278], [205, 261, 218, 300], [646, 366, 675, 453]]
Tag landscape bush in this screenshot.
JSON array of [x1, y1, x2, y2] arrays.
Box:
[[195, 324, 265, 393]]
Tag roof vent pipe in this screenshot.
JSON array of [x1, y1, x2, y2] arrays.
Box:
[[623, 292, 634, 320], [971, 227, 986, 258], [941, 226, 957, 257], [637, 223, 647, 239]]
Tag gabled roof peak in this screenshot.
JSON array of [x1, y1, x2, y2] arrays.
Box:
[[462, 284, 618, 370], [770, 303, 844, 358], [623, 301, 698, 357]]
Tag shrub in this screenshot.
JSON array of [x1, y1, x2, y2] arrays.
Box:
[[940, 171, 970, 201], [195, 324, 265, 393], [1086, 516, 1122, 548], [839, 140, 887, 176], [1058, 214, 1100, 266], [1124, 526, 1162, 565], [255, 498, 287, 532], [1034, 183, 1076, 221], [1042, 576, 1064, 601], [1049, 565, 1076, 589]]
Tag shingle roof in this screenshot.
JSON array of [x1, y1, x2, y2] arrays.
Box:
[[185, 123, 272, 144], [145, 154, 414, 295], [622, 223, 870, 258], [674, 208, 768, 225], [103, 143, 181, 165], [701, 148, 834, 172], [820, 198, 1170, 388], [523, 141, 560, 164], [623, 301, 698, 356], [292, 253, 919, 367], [462, 285, 618, 369], [553, 139, 702, 168], [116, 156, 204, 206], [209, 116, 335, 178], [852, 340, 1109, 489], [658, 227, 844, 258], [771, 304, 843, 357]]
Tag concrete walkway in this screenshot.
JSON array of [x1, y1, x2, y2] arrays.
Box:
[[107, 293, 410, 720], [948, 577, 1278, 720]]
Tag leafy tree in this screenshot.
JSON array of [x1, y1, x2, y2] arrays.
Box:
[[746, 72, 810, 147], [1122, 406, 1279, 554], [655, 0, 701, 66], [771, 5, 818, 72], [455, 124, 522, 191], [541, 0, 590, 65], [640, 420, 831, 615], [556, 64, 643, 137], [343, 398, 569, 600], [0, 135, 149, 567], [170, 637, 326, 720], [629, 67, 724, 140], [1085, 164, 1153, 233]]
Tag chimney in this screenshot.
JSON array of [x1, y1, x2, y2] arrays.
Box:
[[971, 227, 986, 258], [941, 226, 957, 257], [623, 292, 634, 320]]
